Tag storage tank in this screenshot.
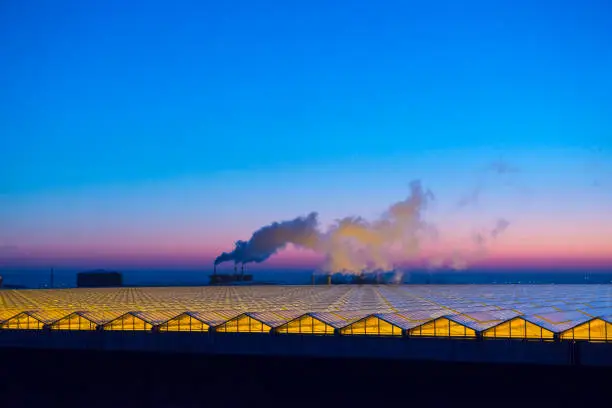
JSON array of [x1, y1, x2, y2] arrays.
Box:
[[77, 270, 123, 288]]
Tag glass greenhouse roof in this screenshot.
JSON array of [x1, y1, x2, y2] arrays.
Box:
[[0, 285, 611, 341]]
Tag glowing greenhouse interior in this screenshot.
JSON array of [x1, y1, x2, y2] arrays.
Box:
[[0, 285, 611, 342]]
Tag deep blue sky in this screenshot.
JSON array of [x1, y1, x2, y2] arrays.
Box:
[[1, 0, 611, 269]]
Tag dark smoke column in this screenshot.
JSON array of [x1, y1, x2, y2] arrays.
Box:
[[214, 212, 320, 267]]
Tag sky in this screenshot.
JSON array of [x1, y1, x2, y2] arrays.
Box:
[[1, 0, 611, 272]]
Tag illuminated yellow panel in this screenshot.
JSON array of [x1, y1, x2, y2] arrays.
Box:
[[450, 320, 473, 337], [410, 318, 474, 338], [510, 318, 525, 338], [158, 314, 209, 332], [434, 319, 450, 336], [0, 313, 44, 330], [276, 315, 335, 335], [526, 320, 553, 339], [103, 314, 152, 331], [484, 321, 509, 338], [483, 318, 553, 339], [561, 319, 609, 341], [341, 318, 366, 335], [215, 315, 271, 333], [51, 313, 97, 331], [379, 318, 402, 336], [340, 316, 402, 336], [588, 320, 607, 341], [415, 321, 435, 337], [449, 321, 463, 336]]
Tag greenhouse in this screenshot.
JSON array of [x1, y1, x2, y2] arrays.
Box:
[[0, 285, 610, 342]]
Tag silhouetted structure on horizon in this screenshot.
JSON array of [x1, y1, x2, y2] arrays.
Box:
[[210, 263, 253, 285], [77, 270, 123, 288]]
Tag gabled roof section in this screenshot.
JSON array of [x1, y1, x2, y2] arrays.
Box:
[[48, 311, 99, 330], [560, 317, 612, 341], [214, 312, 272, 333], [275, 313, 337, 335], [157, 312, 210, 332], [0, 311, 46, 330], [408, 315, 477, 338], [339, 314, 403, 336], [101, 311, 154, 331], [481, 316, 555, 339]]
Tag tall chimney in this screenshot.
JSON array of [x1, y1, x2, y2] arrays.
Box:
[[213, 264, 217, 276], [241, 263, 244, 277], [327, 274, 331, 285], [234, 264, 237, 275]]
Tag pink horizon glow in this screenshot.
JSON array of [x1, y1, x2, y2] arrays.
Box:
[[3, 217, 612, 270], [3, 246, 611, 270]]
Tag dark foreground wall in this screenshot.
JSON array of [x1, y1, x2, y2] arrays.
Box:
[[0, 347, 610, 408], [1, 330, 612, 366]]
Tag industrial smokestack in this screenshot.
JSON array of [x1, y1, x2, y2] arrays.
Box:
[[241, 263, 244, 277], [327, 274, 331, 285], [234, 264, 237, 275]]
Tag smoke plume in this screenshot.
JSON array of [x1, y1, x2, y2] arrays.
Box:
[[456, 158, 520, 209], [214, 180, 435, 273], [491, 218, 510, 238], [214, 212, 320, 266]]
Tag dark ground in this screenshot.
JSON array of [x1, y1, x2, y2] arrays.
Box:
[[0, 348, 610, 408]]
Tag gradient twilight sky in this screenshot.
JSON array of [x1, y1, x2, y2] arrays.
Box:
[[1, 0, 611, 271]]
